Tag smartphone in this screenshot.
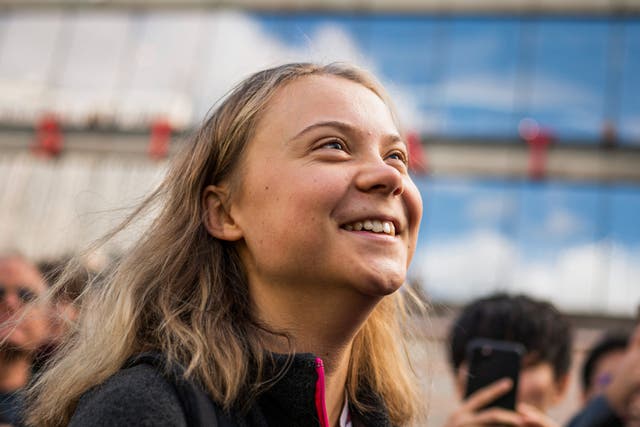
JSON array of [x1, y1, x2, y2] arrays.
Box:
[[464, 338, 525, 411]]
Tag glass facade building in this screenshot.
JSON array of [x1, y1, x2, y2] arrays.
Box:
[[0, 9, 638, 315]]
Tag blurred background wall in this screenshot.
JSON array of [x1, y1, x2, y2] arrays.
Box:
[[0, 1, 639, 314]]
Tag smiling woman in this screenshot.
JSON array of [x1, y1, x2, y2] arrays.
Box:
[[24, 63, 425, 427]]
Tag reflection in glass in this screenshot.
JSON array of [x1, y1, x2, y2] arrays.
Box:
[[0, 11, 65, 123]]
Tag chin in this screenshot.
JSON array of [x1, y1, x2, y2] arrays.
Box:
[[358, 271, 406, 297]]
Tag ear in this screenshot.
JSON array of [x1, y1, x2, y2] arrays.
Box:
[[202, 184, 243, 241]]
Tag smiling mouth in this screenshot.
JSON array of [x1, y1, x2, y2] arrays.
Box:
[[341, 219, 396, 236]]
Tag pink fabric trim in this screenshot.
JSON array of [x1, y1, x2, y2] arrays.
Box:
[[314, 357, 330, 427]]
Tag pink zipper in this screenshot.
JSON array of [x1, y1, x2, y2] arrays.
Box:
[[314, 357, 330, 427]]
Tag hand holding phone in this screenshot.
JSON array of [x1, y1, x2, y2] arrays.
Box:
[[447, 378, 520, 425], [464, 338, 525, 411]]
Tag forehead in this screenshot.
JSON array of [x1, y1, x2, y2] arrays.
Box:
[[0, 258, 46, 292], [257, 74, 398, 138]]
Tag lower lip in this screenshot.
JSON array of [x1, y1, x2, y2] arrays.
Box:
[[340, 229, 397, 241]]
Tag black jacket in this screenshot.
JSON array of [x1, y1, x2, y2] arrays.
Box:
[[565, 395, 624, 427], [69, 353, 393, 427]]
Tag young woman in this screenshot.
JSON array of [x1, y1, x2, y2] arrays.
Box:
[[26, 63, 424, 427]]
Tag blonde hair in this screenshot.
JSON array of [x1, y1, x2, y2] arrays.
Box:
[[26, 63, 425, 426]]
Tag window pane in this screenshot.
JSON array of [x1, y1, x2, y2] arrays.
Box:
[[607, 185, 640, 313], [411, 177, 519, 302], [527, 19, 609, 142], [0, 11, 65, 123], [195, 12, 372, 120], [619, 21, 640, 145], [367, 15, 444, 135], [411, 177, 640, 316], [440, 17, 521, 138], [117, 11, 205, 128], [193, 10, 282, 120], [54, 11, 131, 126]]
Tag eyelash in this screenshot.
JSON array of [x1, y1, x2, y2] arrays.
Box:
[[316, 138, 408, 166], [319, 138, 347, 151], [386, 150, 408, 165]]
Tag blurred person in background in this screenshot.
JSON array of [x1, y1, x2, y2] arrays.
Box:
[[445, 293, 573, 427], [37, 257, 86, 343], [0, 254, 50, 426], [29, 257, 89, 376], [581, 333, 629, 403], [567, 324, 640, 427], [23, 62, 425, 427]]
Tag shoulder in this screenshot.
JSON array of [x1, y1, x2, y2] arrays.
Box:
[[69, 363, 187, 427], [566, 395, 624, 427]]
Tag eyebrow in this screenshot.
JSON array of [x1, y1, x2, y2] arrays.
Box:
[[289, 120, 405, 146]]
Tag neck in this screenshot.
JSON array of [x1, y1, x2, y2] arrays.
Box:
[[0, 350, 31, 392], [252, 281, 381, 427]]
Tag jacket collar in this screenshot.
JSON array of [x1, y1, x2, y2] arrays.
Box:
[[257, 353, 393, 427]]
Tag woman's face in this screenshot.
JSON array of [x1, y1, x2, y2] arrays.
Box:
[[227, 75, 422, 298], [0, 258, 50, 351]]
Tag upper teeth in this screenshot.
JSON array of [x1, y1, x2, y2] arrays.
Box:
[[343, 220, 395, 235]]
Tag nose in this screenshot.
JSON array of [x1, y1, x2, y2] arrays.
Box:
[[355, 158, 404, 196], [1, 292, 22, 311]]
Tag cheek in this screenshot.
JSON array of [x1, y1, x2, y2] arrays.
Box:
[[404, 180, 423, 257], [518, 373, 556, 409], [23, 310, 50, 336], [241, 187, 327, 262]]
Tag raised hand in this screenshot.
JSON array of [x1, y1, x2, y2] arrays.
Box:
[[444, 378, 523, 427]]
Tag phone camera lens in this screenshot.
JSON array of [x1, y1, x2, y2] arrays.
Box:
[[481, 346, 492, 357]]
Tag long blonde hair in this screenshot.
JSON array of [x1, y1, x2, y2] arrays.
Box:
[[27, 63, 424, 426]]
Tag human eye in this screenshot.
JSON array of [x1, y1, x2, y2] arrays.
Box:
[[386, 149, 408, 166], [18, 287, 37, 303], [318, 138, 347, 151]]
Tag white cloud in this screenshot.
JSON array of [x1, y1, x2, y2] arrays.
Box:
[[305, 23, 374, 66], [191, 11, 425, 133], [529, 75, 598, 109], [0, 10, 426, 131], [542, 208, 585, 238], [433, 73, 597, 114], [440, 75, 516, 111], [411, 230, 640, 316], [410, 230, 518, 302], [467, 197, 516, 224], [385, 82, 440, 134]]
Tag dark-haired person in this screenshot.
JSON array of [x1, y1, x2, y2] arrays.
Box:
[[0, 255, 50, 426], [567, 325, 640, 427], [582, 334, 628, 403], [445, 293, 573, 427]]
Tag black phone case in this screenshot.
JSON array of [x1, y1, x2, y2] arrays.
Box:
[[464, 338, 525, 411]]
